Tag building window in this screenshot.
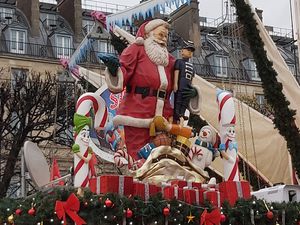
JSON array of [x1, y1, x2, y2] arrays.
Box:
[[96, 40, 115, 53], [215, 55, 228, 77], [82, 20, 94, 34], [45, 13, 57, 27], [97, 40, 108, 53], [0, 8, 13, 20], [56, 35, 71, 58], [249, 59, 260, 81], [255, 94, 265, 108], [10, 29, 26, 54], [11, 68, 28, 90]]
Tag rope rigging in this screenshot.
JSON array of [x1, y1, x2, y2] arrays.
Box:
[[215, 0, 260, 186]]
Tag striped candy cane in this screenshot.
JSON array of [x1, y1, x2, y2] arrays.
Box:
[[73, 93, 108, 188], [216, 89, 239, 181], [76, 93, 108, 129], [216, 88, 236, 143], [114, 147, 134, 169]]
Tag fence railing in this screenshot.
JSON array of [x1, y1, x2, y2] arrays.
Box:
[[199, 15, 237, 28], [38, 0, 129, 14], [0, 40, 104, 65], [81, 0, 129, 14], [0, 40, 264, 81], [200, 16, 293, 38], [265, 26, 293, 39], [193, 63, 255, 81], [39, 0, 56, 4]]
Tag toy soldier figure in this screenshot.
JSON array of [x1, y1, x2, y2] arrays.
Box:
[[173, 40, 196, 122]]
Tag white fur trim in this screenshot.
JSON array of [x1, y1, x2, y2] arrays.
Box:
[[105, 67, 123, 93], [189, 84, 201, 114], [135, 37, 144, 45], [145, 19, 169, 34], [155, 65, 168, 116], [111, 65, 169, 128], [113, 115, 153, 128]]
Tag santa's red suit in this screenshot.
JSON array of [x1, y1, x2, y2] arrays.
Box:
[[107, 42, 175, 159], [105, 19, 201, 161]]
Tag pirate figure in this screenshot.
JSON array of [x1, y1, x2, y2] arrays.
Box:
[[173, 40, 196, 122]]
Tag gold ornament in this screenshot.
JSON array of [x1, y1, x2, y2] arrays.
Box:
[[7, 214, 14, 224], [186, 211, 195, 223]]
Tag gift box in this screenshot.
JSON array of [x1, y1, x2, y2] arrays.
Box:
[[89, 176, 101, 194], [203, 189, 221, 208], [133, 181, 161, 201], [163, 185, 184, 201], [170, 180, 202, 189], [183, 188, 200, 205], [137, 143, 156, 159], [89, 175, 133, 196], [218, 181, 251, 206]]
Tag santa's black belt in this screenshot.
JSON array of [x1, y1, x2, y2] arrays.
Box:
[[152, 154, 187, 166], [126, 85, 167, 99]]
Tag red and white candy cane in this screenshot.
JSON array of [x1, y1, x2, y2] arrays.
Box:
[[114, 147, 134, 169], [76, 92, 108, 129], [216, 88, 235, 143], [216, 89, 239, 181], [188, 145, 203, 160], [73, 93, 108, 188]]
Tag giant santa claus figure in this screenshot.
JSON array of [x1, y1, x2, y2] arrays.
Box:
[[101, 19, 201, 160]]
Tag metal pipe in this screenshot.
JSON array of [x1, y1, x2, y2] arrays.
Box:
[[21, 147, 26, 197], [289, 0, 299, 78]]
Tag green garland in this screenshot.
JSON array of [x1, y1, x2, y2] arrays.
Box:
[[232, 0, 300, 176], [0, 188, 300, 225]]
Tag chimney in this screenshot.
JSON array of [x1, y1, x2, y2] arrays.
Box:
[[255, 8, 263, 22], [16, 0, 40, 37], [170, 0, 201, 56], [58, 0, 82, 43]]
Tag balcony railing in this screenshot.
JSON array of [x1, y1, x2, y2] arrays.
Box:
[[0, 40, 103, 65], [81, 0, 129, 14], [199, 15, 237, 28], [265, 26, 293, 39], [200, 16, 293, 39], [193, 63, 254, 81], [39, 0, 56, 4], [0, 40, 264, 82]]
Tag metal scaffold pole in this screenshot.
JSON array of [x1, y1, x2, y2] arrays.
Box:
[[21, 147, 26, 197]]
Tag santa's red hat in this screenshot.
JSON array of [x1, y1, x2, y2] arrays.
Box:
[[135, 19, 169, 45]]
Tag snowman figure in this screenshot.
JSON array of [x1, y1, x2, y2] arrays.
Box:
[[188, 125, 219, 170], [219, 124, 239, 181]]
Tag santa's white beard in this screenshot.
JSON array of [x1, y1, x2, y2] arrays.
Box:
[[144, 37, 169, 67]]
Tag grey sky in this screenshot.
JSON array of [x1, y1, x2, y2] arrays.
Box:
[[115, 0, 292, 29]]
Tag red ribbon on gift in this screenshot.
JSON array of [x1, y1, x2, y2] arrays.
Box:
[[200, 209, 221, 225], [55, 193, 87, 225]]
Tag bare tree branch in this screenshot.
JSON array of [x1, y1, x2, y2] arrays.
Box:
[[0, 72, 76, 197]]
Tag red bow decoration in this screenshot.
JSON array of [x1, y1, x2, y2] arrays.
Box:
[[200, 209, 221, 225], [55, 193, 86, 225]]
